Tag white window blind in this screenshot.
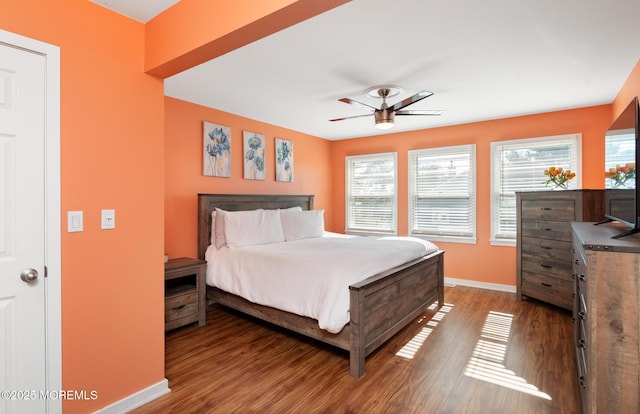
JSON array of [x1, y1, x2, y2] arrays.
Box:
[[409, 145, 476, 242], [345, 152, 397, 235], [491, 134, 581, 244]]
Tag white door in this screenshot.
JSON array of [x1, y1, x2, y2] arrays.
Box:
[[0, 42, 47, 413]]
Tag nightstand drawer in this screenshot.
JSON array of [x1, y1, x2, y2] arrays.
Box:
[[165, 291, 199, 322], [521, 199, 576, 220]]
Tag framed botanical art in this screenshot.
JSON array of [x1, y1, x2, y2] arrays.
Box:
[[203, 121, 231, 177], [275, 138, 294, 182], [243, 131, 266, 180]]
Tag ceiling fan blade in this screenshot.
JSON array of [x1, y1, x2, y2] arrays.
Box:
[[338, 97, 377, 111], [395, 109, 444, 116], [389, 90, 434, 112], [329, 114, 374, 122]]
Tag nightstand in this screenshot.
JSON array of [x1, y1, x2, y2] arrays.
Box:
[[164, 257, 207, 331]]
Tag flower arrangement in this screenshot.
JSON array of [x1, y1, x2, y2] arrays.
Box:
[[543, 166, 576, 189], [605, 163, 636, 188]]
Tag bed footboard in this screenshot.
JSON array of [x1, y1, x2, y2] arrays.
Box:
[[348, 250, 444, 378]]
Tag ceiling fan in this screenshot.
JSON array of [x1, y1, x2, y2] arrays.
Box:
[[329, 85, 443, 130]]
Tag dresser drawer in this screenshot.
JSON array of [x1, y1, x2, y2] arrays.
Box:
[[521, 271, 573, 309], [521, 199, 576, 220], [521, 237, 572, 260], [521, 219, 573, 241], [521, 253, 572, 278], [165, 291, 199, 322]]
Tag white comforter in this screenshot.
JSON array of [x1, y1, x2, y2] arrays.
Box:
[[205, 232, 438, 333]]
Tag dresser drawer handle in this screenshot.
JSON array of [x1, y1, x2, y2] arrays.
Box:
[[541, 245, 552, 250], [540, 207, 552, 210], [172, 304, 186, 311], [540, 282, 552, 287], [543, 227, 552, 231], [541, 264, 552, 269]]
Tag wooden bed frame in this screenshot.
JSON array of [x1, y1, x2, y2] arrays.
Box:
[[197, 193, 445, 378]]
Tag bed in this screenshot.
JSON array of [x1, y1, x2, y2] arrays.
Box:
[[197, 193, 445, 378]]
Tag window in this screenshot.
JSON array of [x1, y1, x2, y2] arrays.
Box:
[[409, 145, 476, 243], [490, 134, 581, 245], [345, 152, 397, 235]]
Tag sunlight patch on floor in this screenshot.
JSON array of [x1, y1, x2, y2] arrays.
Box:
[[464, 311, 552, 400], [396, 302, 453, 359]]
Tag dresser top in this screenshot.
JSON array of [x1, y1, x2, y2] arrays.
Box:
[[516, 189, 603, 193], [572, 222, 640, 253]]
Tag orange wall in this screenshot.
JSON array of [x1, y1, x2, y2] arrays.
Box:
[[145, 0, 349, 77], [330, 105, 612, 286], [1, 1, 165, 412], [164, 97, 333, 259], [613, 60, 640, 117]]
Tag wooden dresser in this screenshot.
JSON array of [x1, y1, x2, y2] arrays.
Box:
[[571, 221, 640, 413], [164, 257, 207, 331], [516, 190, 604, 310]]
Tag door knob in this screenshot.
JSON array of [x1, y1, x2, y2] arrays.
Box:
[[20, 268, 38, 283]]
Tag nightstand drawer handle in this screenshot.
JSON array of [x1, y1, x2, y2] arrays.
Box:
[[540, 282, 552, 287], [540, 264, 552, 269], [540, 207, 552, 210], [540, 245, 552, 250], [172, 304, 186, 311]]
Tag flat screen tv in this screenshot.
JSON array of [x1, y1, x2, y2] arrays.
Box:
[[603, 96, 639, 238]]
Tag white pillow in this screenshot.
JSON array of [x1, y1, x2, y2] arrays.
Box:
[[223, 208, 285, 247], [280, 209, 325, 241], [279, 206, 303, 212], [214, 209, 227, 249], [213, 206, 302, 249], [210, 210, 217, 245]]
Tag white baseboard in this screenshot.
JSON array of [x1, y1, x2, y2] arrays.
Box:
[[94, 379, 170, 414], [444, 277, 516, 293]]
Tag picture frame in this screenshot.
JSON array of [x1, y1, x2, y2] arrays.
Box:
[[203, 121, 231, 177], [275, 138, 294, 182], [243, 131, 266, 180]]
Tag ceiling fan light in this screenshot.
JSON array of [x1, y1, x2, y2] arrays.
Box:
[[374, 110, 395, 129], [375, 121, 394, 129]]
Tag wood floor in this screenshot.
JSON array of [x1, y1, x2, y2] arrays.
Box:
[[133, 286, 581, 414]]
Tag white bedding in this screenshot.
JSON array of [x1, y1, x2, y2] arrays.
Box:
[[205, 232, 438, 333]]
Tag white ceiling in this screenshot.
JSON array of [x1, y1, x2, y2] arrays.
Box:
[[89, 0, 180, 23], [92, 0, 640, 141]]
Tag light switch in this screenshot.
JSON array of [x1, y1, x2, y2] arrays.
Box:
[[101, 209, 115, 229], [68, 211, 83, 232]]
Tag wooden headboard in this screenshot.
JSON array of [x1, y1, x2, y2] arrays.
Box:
[[197, 193, 315, 260]]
